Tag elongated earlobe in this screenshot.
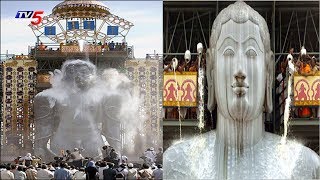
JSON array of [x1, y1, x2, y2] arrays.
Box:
[[206, 48, 216, 112], [265, 51, 274, 113]]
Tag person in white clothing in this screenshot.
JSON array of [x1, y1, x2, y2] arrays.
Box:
[[144, 148, 156, 164], [115, 164, 128, 179], [72, 148, 84, 160], [127, 163, 137, 180], [37, 164, 54, 180], [0, 165, 14, 180], [19, 153, 33, 167], [98, 162, 108, 180], [73, 168, 86, 180], [69, 165, 78, 176]]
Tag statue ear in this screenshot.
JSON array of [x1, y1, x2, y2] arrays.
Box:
[[265, 51, 274, 113], [206, 48, 216, 111]]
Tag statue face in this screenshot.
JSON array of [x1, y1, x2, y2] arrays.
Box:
[[213, 20, 266, 121], [64, 63, 95, 90]]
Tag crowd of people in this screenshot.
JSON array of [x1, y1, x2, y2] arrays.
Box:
[[276, 47, 320, 119], [0, 146, 163, 180], [280, 47, 320, 76], [164, 58, 199, 73], [0, 161, 163, 180], [102, 41, 127, 51], [163, 50, 207, 73], [34, 40, 127, 52]]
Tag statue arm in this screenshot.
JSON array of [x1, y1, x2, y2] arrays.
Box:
[[34, 94, 57, 157], [101, 95, 122, 151]]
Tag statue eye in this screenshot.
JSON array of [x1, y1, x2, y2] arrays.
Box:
[[246, 49, 257, 57], [224, 49, 234, 56]]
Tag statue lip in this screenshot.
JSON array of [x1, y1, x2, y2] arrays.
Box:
[[231, 83, 249, 96], [231, 82, 249, 88]]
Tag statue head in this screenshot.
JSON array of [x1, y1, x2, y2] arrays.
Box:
[[61, 60, 97, 90], [206, 1, 274, 121]]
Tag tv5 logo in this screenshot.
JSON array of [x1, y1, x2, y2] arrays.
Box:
[[15, 11, 44, 25]]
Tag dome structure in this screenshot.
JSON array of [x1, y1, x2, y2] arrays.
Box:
[[52, 0, 110, 18], [29, 0, 134, 44]]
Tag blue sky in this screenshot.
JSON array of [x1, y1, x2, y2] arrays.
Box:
[[1, 1, 163, 58]]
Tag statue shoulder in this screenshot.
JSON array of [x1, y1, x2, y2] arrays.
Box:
[[35, 88, 68, 106], [293, 142, 320, 178], [265, 133, 320, 178], [164, 131, 216, 179]]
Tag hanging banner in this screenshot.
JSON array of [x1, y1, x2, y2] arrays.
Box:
[[107, 26, 119, 35], [163, 72, 197, 107], [67, 21, 79, 30], [44, 26, 56, 35], [83, 21, 95, 30], [293, 73, 320, 106]]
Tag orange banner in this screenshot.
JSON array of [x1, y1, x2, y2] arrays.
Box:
[[294, 74, 320, 106], [37, 74, 51, 83], [163, 72, 197, 107]]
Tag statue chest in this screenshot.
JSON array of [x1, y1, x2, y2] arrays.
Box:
[[164, 132, 319, 179], [55, 97, 103, 126], [183, 144, 318, 179]]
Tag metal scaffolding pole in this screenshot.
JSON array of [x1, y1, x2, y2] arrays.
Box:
[[279, 11, 282, 53], [272, 1, 276, 133], [166, 11, 169, 53]]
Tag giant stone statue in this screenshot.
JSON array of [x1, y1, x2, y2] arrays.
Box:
[[34, 60, 122, 160], [164, 2, 320, 179]]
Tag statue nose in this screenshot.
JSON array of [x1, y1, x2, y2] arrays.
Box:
[[234, 70, 246, 82]]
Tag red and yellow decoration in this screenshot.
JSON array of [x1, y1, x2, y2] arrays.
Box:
[[163, 72, 197, 107], [294, 73, 320, 106], [2, 59, 37, 161], [61, 45, 101, 53]]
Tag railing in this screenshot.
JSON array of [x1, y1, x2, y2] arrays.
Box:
[[29, 43, 132, 58], [0, 54, 33, 61], [146, 53, 162, 60], [1, 54, 15, 62]]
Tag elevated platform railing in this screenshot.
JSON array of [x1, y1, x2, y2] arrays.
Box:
[[1, 54, 33, 61], [1, 54, 16, 62], [29, 43, 133, 59]]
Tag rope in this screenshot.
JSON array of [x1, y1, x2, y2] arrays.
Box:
[[309, 10, 319, 43], [303, 10, 309, 46], [189, 13, 194, 50], [281, 11, 294, 54], [295, 11, 301, 48], [168, 12, 181, 54], [197, 12, 208, 49], [182, 13, 188, 51]]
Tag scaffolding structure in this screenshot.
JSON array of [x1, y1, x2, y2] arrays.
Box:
[[29, 0, 134, 74]]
